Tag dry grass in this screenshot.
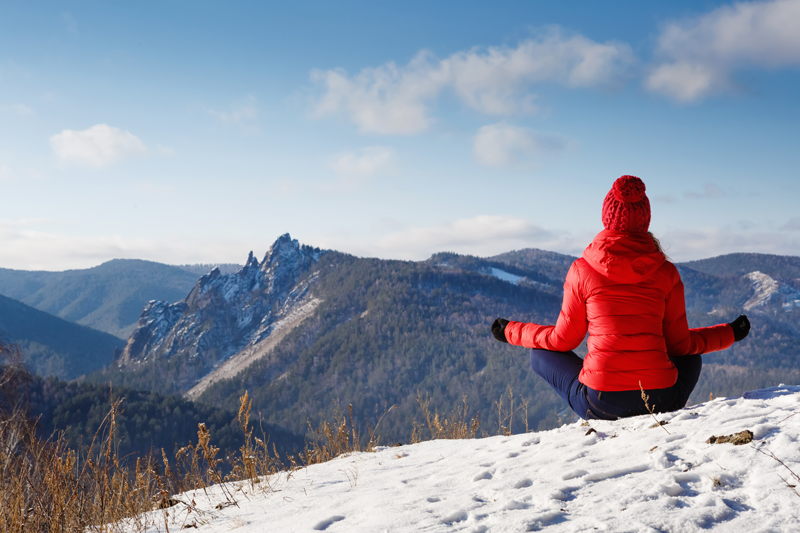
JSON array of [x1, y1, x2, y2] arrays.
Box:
[[411, 393, 481, 442], [1, 340, 527, 531], [493, 386, 530, 436], [0, 384, 293, 532], [639, 380, 671, 435], [300, 401, 396, 465]]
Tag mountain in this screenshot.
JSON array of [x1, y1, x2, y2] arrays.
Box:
[[0, 259, 203, 339], [90, 235, 584, 442], [489, 247, 576, 283], [0, 294, 125, 379], [109, 234, 325, 396], [683, 252, 800, 280], [81, 236, 800, 445]]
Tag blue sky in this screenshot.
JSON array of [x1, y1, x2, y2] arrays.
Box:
[[1, 0, 799, 270]]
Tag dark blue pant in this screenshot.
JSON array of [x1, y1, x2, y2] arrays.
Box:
[[529, 349, 702, 420]]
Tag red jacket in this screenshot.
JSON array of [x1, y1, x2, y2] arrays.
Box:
[[504, 230, 734, 391]]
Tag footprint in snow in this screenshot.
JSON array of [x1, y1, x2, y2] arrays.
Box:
[[507, 452, 519, 458], [427, 496, 441, 503], [561, 469, 588, 481], [313, 516, 345, 530], [441, 510, 468, 524], [473, 471, 493, 481], [503, 500, 530, 510], [526, 510, 566, 531], [514, 478, 533, 489]]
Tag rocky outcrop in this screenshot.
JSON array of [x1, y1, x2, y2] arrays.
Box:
[[117, 234, 325, 392], [743, 271, 800, 312]]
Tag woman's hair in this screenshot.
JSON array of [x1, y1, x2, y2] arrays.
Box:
[[648, 232, 670, 260]]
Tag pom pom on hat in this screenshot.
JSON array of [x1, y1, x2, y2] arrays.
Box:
[[613, 175, 646, 203], [602, 175, 651, 232]]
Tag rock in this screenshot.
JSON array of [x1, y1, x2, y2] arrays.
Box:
[[706, 429, 754, 445]]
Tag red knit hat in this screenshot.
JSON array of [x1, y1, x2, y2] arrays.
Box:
[[602, 175, 651, 232]]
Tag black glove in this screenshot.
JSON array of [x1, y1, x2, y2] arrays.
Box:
[[729, 315, 750, 342], [491, 318, 509, 343]]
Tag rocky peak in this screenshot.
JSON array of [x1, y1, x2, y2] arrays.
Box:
[[245, 250, 260, 270], [260, 234, 316, 299], [117, 234, 326, 390]]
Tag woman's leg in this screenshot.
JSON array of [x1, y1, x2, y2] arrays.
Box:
[[529, 349, 596, 420], [587, 356, 703, 417], [669, 354, 703, 409]]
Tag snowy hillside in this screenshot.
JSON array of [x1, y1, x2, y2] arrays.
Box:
[[129, 386, 800, 532]]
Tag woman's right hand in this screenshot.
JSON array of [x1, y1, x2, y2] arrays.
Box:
[[729, 315, 751, 342], [491, 318, 509, 343]]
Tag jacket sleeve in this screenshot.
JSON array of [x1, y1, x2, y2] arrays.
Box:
[[504, 261, 588, 351], [663, 268, 734, 356]]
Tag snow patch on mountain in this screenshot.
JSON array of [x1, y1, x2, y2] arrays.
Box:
[[743, 271, 800, 312], [185, 294, 322, 400], [127, 385, 800, 532], [490, 267, 525, 284]]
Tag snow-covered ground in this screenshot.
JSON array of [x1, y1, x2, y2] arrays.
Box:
[[132, 386, 800, 532]]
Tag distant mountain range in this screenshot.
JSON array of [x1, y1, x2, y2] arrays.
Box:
[[0, 260, 237, 340], [2, 237, 800, 447]]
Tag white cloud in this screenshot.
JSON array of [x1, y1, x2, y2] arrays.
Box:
[[473, 123, 567, 167], [315, 217, 800, 264], [684, 183, 727, 199], [0, 219, 250, 270], [312, 28, 634, 134], [329, 146, 396, 177], [206, 94, 259, 131], [657, 227, 800, 261], [646, 0, 800, 102], [49, 124, 147, 168], [324, 215, 587, 261], [364, 220, 800, 263]]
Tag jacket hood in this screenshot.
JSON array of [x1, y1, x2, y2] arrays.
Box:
[[582, 230, 666, 283]]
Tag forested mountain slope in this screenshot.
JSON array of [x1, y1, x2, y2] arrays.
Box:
[[0, 294, 124, 379], [16, 373, 304, 460]]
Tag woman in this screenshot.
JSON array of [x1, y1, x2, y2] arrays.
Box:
[[491, 175, 750, 420]]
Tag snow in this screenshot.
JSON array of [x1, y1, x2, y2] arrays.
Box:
[[490, 267, 525, 285], [744, 271, 780, 311], [128, 386, 800, 532], [743, 271, 800, 312]]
